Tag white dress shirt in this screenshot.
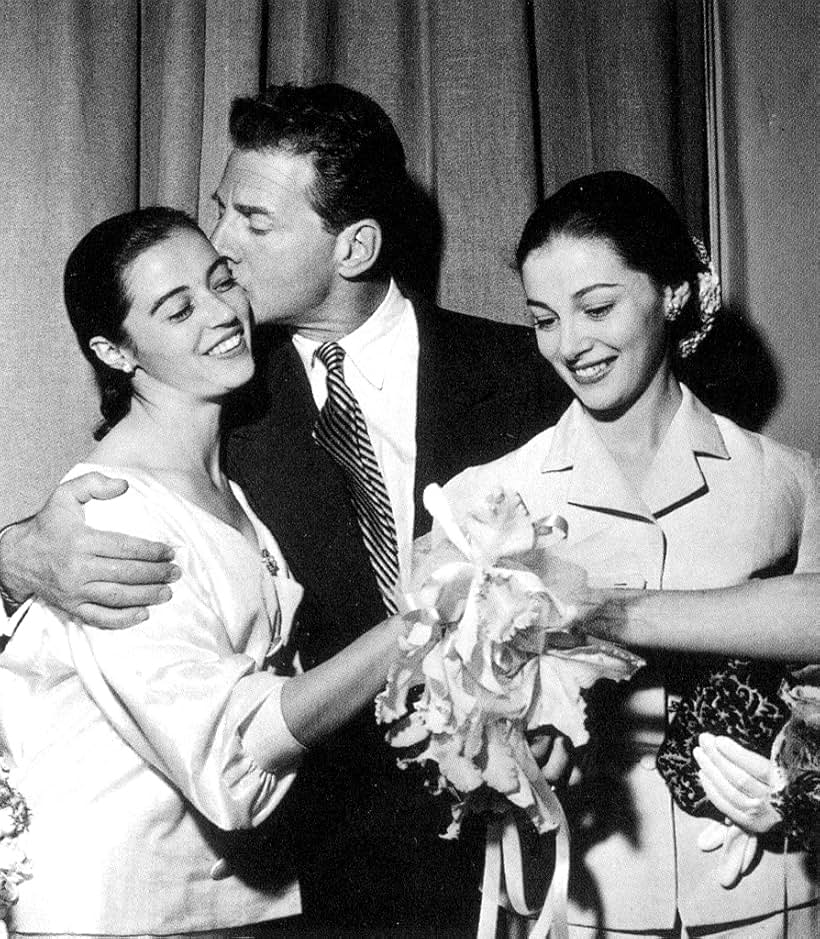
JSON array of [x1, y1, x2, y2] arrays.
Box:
[[292, 279, 419, 588]]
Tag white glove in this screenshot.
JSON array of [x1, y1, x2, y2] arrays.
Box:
[[694, 732, 781, 834], [696, 818, 760, 888], [693, 732, 781, 889]]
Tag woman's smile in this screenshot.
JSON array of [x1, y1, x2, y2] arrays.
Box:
[[204, 329, 247, 358], [566, 356, 616, 384]]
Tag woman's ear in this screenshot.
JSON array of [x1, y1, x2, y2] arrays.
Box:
[[335, 219, 383, 279], [89, 336, 136, 375]]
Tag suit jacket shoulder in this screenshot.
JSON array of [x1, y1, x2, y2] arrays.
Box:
[[413, 302, 569, 533]]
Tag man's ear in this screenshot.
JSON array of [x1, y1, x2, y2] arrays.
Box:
[[335, 219, 382, 279], [89, 336, 136, 375]]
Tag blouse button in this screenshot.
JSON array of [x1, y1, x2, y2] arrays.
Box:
[[640, 754, 657, 771]]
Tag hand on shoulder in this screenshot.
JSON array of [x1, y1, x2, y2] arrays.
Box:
[[0, 472, 179, 628]]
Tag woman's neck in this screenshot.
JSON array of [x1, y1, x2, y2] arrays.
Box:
[[90, 390, 225, 487], [585, 368, 682, 484], [87, 385, 258, 544]]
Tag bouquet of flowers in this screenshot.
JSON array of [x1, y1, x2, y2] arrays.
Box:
[[376, 485, 644, 938], [0, 756, 31, 938]]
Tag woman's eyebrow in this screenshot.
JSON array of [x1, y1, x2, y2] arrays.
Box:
[[149, 286, 186, 316], [574, 282, 619, 299], [526, 298, 554, 312]]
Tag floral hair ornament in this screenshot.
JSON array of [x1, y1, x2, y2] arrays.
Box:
[[677, 238, 722, 358], [376, 484, 644, 939]]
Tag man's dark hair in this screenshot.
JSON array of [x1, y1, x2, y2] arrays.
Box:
[[229, 83, 410, 269]]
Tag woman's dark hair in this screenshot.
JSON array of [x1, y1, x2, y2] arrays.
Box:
[[64, 206, 201, 439], [516, 171, 709, 356]]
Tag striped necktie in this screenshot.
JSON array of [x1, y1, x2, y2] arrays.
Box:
[[312, 341, 400, 613]]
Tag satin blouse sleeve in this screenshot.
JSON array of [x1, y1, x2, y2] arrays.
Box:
[[66, 483, 304, 832]]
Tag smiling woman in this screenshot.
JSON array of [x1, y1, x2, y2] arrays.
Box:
[[0, 207, 410, 936], [522, 236, 682, 455], [441, 172, 818, 936], [65, 209, 254, 445]]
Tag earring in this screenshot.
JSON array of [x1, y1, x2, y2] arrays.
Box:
[[664, 294, 682, 322]]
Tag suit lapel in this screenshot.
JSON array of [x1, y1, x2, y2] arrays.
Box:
[[415, 305, 463, 479], [413, 303, 498, 534]]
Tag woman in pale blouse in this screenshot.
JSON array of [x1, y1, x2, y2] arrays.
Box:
[[442, 172, 817, 937], [0, 208, 407, 937]]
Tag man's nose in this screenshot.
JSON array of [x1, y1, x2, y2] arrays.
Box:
[[210, 213, 234, 256]]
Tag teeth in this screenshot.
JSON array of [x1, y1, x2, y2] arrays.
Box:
[[208, 334, 242, 356], [572, 361, 610, 380]]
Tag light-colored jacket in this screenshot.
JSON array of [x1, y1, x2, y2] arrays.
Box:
[[444, 386, 819, 933], [0, 466, 305, 934]]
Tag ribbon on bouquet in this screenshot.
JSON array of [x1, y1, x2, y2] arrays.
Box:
[[381, 486, 646, 939], [478, 741, 571, 939], [421, 485, 572, 939]]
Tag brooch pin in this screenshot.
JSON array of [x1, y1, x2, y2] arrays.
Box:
[[261, 549, 279, 577]]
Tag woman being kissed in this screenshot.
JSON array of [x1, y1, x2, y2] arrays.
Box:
[[0, 208, 407, 936]]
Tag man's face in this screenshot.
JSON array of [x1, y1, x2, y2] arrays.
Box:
[[211, 147, 340, 331]]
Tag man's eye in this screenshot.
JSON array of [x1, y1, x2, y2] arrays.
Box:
[[247, 214, 273, 233], [212, 275, 237, 293]]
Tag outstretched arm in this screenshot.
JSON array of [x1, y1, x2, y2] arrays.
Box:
[[0, 472, 179, 628], [577, 574, 819, 662]]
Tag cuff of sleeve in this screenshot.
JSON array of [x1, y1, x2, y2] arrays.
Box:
[[0, 596, 33, 638], [242, 678, 307, 772]]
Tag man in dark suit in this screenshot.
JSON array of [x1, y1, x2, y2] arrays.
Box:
[[211, 84, 567, 932], [0, 83, 567, 932]]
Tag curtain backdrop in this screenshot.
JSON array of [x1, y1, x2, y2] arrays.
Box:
[[2, 0, 708, 519]]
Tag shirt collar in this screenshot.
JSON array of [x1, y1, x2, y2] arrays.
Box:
[[541, 384, 729, 472], [540, 384, 730, 520], [291, 279, 411, 390]]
